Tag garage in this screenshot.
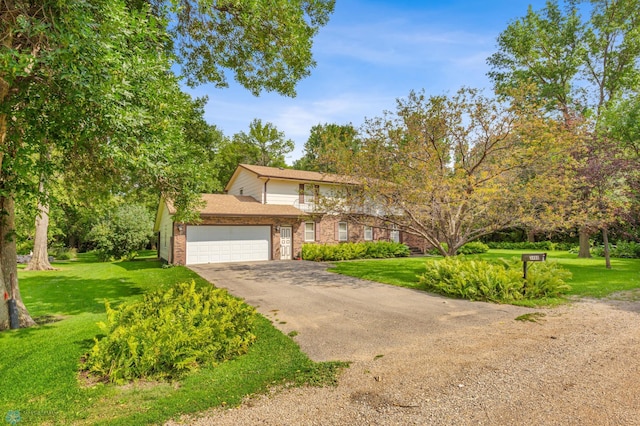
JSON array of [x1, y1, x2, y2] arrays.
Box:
[[186, 225, 271, 265]]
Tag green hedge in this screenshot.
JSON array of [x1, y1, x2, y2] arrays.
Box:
[[592, 241, 640, 259], [457, 241, 489, 255], [485, 241, 574, 251], [427, 241, 489, 255], [302, 241, 410, 261], [418, 257, 572, 303], [83, 281, 257, 384]]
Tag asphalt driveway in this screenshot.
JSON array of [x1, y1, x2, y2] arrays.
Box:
[[189, 260, 530, 362]]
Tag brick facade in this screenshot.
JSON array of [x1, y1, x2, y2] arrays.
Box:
[[169, 214, 428, 265]]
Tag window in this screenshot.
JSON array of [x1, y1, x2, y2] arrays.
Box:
[[338, 222, 348, 242], [390, 224, 400, 243], [300, 183, 319, 204], [304, 222, 315, 242], [364, 226, 373, 241]]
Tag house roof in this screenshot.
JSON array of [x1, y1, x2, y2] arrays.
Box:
[[225, 164, 357, 189], [196, 194, 305, 217]]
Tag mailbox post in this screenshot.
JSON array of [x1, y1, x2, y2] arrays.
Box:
[[521, 253, 547, 279]]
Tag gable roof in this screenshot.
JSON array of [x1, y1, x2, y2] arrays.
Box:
[[225, 164, 357, 191], [197, 194, 305, 217]]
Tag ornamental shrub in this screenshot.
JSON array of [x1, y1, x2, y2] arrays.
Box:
[[418, 257, 571, 303], [593, 241, 640, 259], [83, 281, 257, 384], [485, 241, 557, 250], [457, 241, 489, 255], [301, 241, 410, 261]]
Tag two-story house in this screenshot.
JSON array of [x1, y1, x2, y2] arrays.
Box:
[[154, 164, 406, 265]]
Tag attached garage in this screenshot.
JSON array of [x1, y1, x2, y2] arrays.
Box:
[[186, 225, 271, 265], [154, 194, 306, 265]]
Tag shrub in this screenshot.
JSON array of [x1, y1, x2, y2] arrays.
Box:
[[88, 204, 154, 261], [49, 246, 77, 260], [427, 242, 449, 256], [458, 241, 489, 255], [485, 241, 558, 250], [593, 241, 640, 259], [418, 257, 571, 303], [83, 281, 257, 384], [301, 241, 410, 261]]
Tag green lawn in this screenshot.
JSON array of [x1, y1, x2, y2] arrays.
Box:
[[329, 249, 640, 306], [2, 253, 342, 425]]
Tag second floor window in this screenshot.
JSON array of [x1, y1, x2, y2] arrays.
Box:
[[300, 183, 319, 204]]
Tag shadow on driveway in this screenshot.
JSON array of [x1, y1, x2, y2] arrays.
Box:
[[190, 260, 530, 362]]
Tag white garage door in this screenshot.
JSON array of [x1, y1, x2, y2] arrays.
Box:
[[186, 225, 271, 265]]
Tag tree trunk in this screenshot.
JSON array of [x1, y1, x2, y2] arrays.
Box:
[[527, 229, 536, 243], [602, 227, 611, 270], [26, 177, 55, 271], [25, 201, 54, 271], [0, 194, 36, 330], [578, 227, 591, 258]]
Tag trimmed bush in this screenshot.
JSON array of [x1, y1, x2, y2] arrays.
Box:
[[418, 257, 571, 303], [484, 241, 574, 251], [458, 241, 489, 255], [83, 281, 257, 384], [427, 241, 488, 255], [301, 241, 410, 261]]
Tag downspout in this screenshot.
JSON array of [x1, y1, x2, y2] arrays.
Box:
[[263, 178, 270, 204]]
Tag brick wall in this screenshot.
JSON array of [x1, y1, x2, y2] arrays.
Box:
[[172, 222, 186, 265], [173, 216, 302, 263], [171, 214, 430, 264]]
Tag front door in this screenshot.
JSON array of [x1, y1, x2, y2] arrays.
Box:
[[280, 226, 292, 260]]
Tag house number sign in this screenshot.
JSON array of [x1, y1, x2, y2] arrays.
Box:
[[521, 253, 547, 279]]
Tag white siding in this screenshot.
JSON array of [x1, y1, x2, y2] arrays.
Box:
[[265, 180, 299, 206], [265, 179, 338, 212], [157, 203, 173, 262], [226, 169, 263, 200]]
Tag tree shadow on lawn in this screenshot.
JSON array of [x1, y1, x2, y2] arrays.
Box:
[[20, 275, 144, 316], [115, 258, 162, 271]]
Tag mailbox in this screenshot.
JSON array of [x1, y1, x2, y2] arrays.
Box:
[[521, 253, 547, 279], [521, 253, 547, 262]]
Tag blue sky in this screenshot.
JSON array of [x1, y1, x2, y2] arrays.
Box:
[[185, 0, 549, 163]]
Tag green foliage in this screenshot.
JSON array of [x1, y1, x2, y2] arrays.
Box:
[[49, 245, 77, 260], [302, 241, 410, 261], [427, 242, 449, 255], [9, 255, 339, 425], [88, 203, 153, 261], [171, 0, 335, 94], [418, 257, 571, 303], [485, 241, 574, 251], [457, 241, 490, 255], [293, 123, 360, 172], [83, 281, 257, 384], [592, 241, 640, 259]]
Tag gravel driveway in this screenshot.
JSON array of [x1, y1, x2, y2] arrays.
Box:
[[174, 260, 640, 425]]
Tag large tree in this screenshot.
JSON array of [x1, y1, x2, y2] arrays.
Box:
[[488, 0, 640, 260], [325, 88, 573, 256], [293, 123, 360, 172], [0, 0, 334, 329], [217, 119, 294, 184]]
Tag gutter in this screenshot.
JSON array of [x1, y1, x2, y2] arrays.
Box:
[[263, 178, 270, 204]]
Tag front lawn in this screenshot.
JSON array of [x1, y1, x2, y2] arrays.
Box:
[[329, 250, 640, 306], [1, 253, 342, 425]]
